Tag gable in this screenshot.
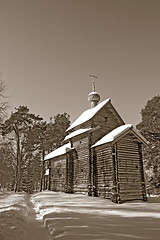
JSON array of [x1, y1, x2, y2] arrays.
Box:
[[66, 98, 110, 132], [91, 101, 124, 142], [66, 98, 124, 133], [92, 124, 148, 148]]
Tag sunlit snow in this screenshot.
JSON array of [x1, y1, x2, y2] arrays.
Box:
[[44, 143, 72, 161], [64, 128, 91, 141]]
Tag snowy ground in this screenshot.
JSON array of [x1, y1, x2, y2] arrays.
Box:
[[0, 191, 160, 240], [0, 191, 50, 240]]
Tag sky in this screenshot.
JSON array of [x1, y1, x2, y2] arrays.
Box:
[[0, 0, 160, 126]]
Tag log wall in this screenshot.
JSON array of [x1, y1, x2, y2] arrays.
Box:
[[116, 133, 145, 202], [50, 155, 66, 192], [65, 152, 74, 193], [93, 144, 114, 199], [72, 136, 89, 194]]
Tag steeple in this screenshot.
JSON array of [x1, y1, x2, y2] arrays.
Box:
[[88, 75, 100, 108]]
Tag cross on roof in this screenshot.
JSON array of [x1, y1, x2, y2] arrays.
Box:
[[89, 74, 98, 92]]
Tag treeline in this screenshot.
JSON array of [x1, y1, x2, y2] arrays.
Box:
[[0, 80, 70, 193], [137, 95, 160, 195]]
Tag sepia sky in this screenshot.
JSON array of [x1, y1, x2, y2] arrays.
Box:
[[0, 0, 160, 126]]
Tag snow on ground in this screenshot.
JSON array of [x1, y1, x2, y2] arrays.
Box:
[[0, 191, 50, 240], [31, 191, 160, 240], [1, 191, 160, 240], [0, 192, 28, 240]]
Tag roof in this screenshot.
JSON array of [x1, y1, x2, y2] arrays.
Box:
[[44, 143, 72, 161], [92, 124, 148, 148], [64, 128, 91, 141], [67, 98, 110, 131]]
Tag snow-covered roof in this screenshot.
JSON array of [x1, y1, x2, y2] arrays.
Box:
[[92, 124, 148, 148], [67, 98, 110, 131], [44, 143, 72, 161], [64, 128, 91, 141]]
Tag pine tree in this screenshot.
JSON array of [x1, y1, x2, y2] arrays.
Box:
[[2, 106, 43, 192], [22, 121, 46, 193]]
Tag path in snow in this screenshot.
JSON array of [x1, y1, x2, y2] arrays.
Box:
[[0, 192, 51, 240], [0, 192, 27, 240], [24, 194, 51, 240]]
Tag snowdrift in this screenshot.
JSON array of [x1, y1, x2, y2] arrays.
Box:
[[31, 191, 160, 240]]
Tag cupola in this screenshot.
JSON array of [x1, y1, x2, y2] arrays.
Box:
[[88, 75, 100, 108]]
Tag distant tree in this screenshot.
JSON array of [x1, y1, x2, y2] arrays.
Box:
[[0, 140, 15, 190], [137, 96, 160, 193], [54, 113, 70, 147], [2, 106, 43, 192], [41, 113, 70, 154], [0, 79, 8, 122]]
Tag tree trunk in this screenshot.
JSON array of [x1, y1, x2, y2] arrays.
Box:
[[40, 149, 45, 191], [15, 132, 22, 192]]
